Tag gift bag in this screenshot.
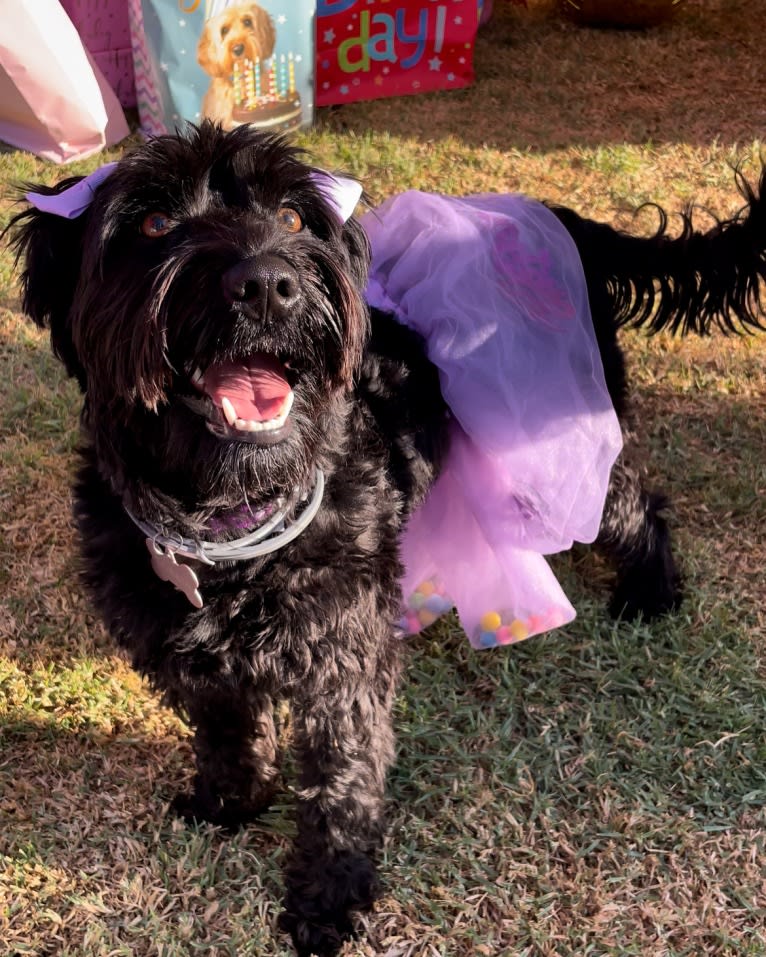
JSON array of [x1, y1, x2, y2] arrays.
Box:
[[132, 0, 315, 135], [316, 0, 478, 106], [60, 0, 137, 108], [0, 0, 129, 163]]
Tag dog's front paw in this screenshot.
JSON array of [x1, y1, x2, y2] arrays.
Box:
[[279, 850, 380, 956], [171, 778, 276, 833], [278, 908, 354, 957]]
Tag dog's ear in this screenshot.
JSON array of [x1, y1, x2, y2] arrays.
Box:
[[337, 215, 372, 387], [197, 19, 224, 77], [252, 5, 276, 59], [342, 214, 372, 293], [6, 182, 89, 389]]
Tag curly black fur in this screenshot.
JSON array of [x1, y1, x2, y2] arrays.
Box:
[[6, 123, 765, 955], [550, 165, 766, 336]]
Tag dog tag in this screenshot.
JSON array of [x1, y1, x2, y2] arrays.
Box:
[[146, 539, 204, 609]]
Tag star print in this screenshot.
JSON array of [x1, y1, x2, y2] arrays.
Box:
[[428, 56, 442, 71], [160, 62, 169, 72], [454, 15, 463, 24], [447, 72, 456, 81], [179, 19, 185, 27], [277, 14, 286, 24], [324, 29, 335, 43], [340, 84, 350, 94]]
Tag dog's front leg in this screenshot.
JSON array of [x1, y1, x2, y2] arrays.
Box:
[[173, 686, 281, 831], [279, 648, 399, 957]]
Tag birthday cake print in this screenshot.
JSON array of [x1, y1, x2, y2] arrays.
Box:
[[229, 54, 301, 130], [135, 0, 313, 135]]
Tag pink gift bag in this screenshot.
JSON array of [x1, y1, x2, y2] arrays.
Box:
[[60, 0, 137, 109], [0, 0, 129, 163]]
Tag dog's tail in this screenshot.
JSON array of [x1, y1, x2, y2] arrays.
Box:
[[550, 166, 766, 335]]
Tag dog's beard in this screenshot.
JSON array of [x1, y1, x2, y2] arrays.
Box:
[[88, 239, 365, 506], [19, 125, 371, 511]]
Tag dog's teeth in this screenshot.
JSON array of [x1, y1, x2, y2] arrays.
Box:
[[280, 391, 295, 420], [221, 396, 238, 427], [227, 391, 294, 434], [235, 416, 255, 432]]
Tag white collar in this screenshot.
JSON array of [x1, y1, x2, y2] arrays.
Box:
[[124, 468, 325, 608]]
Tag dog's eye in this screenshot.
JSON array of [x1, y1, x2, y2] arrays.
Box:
[[220, 25, 230, 38], [242, 16, 253, 27], [141, 213, 174, 238], [276, 207, 303, 234]]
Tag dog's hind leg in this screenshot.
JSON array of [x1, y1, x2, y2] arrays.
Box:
[[596, 445, 682, 621], [584, 283, 682, 621], [173, 686, 281, 830], [279, 642, 400, 957]]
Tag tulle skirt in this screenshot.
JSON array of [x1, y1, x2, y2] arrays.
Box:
[[363, 191, 623, 648]]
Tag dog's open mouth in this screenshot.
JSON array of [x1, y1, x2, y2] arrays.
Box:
[[190, 353, 295, 444]]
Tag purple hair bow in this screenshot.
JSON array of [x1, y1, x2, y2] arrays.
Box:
[[26, 163, 118, 219], [25, 164, 363, 224]]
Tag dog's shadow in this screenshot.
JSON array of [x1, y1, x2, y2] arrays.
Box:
[[381, 375, 766, 895], [0, 709, 302, 952], [2, 319, 765, 949], [382, 577, 765, 912], [319, 3, 763, 155]]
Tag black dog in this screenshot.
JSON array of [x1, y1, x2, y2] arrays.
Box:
[[7, 123, 766, 956]]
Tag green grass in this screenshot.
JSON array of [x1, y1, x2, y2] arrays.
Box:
[[2, 1, 766, 955]]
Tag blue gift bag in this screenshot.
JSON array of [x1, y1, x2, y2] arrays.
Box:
[[131, 0, 314, 135]]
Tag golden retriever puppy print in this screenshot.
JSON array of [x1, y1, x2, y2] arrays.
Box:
[[197, 2, 276, 126]]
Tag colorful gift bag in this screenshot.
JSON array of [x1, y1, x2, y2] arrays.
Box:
[[132, 0, 314, 135], [60, 0, 137, 108], [0, 0, 129, 163], [316, 0, 479, 107]]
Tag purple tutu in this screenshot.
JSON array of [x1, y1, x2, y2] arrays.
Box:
[[363, 191, 623, 649]]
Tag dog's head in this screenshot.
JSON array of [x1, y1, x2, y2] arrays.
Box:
[[9, 122, 370, 495], [197, 3, 276, 79]]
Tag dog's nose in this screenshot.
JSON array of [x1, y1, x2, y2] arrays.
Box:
[[232, 43, 245, 56], [222, 256, 302, 318]]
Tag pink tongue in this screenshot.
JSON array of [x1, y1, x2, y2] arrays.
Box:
[[203, 354, 292, 423]]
